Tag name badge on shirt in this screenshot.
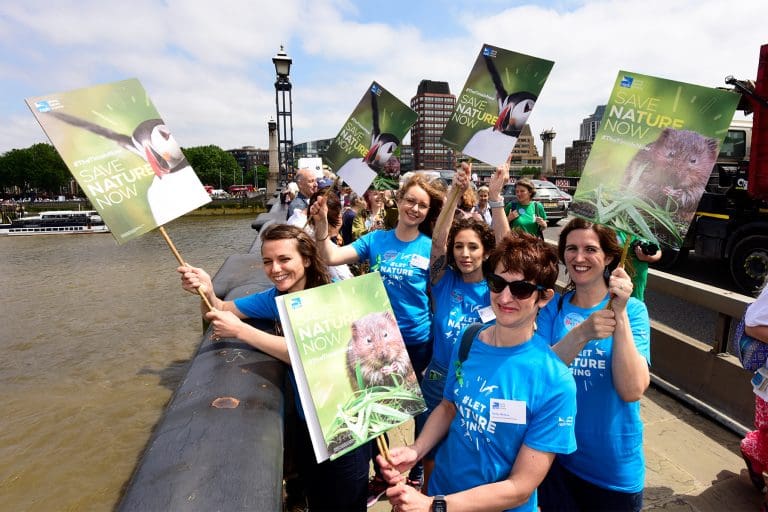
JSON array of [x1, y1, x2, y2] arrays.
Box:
[[478, 306, 496, 323], [410, 254, 429, 270], [489, 399, 526, 424]]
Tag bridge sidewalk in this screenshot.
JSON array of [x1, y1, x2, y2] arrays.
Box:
[[643, 386, 760, 510], [372, 386, 762, 511]]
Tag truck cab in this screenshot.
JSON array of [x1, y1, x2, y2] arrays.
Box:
[[656, 44, 768, 296]]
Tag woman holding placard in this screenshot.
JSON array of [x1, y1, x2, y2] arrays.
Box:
[[536, 217, 651, 511], [311, 173, 445, 488], [177, 223, 368, 511]]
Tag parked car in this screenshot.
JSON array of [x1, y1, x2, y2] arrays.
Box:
[[502, 179, 572, 226], [399, 169, 455, 189]]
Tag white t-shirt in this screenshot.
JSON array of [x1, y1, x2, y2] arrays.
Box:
[[286, 214, 353, 282], [746, 285, 768, 327]]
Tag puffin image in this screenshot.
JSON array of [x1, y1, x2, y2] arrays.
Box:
[[460, 55, 538, 167], [362, 90, 400, 172], [338, 87, 400, 196], [49, 112, 210, 226]]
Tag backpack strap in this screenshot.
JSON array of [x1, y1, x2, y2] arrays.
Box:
[[459, 322, 485, 364], [454, 322, 484, 386]]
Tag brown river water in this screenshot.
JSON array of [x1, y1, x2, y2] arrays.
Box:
[[0, 214, 260, 511]]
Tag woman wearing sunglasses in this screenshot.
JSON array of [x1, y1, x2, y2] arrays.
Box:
[[311, 173, 444, 487], [377, 232, 577, 512], [536, 217, 651, 512]]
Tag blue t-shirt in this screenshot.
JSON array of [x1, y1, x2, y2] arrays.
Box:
[[536, 291, 651, 493], [351, 229, 432, 345], [233, 286, 280, 319], [431, 269, 490, 370], [233, 287, 306, 421], [430, 328, 577, 511]]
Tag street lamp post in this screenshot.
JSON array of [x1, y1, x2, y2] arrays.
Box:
[[273, 46, 294, 185]]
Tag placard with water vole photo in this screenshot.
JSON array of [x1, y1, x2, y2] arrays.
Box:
[[26, 78, 211, 244], [440, 43, 554, 167], [569, 71, 740, 248], [324, 82, 418, 196], [276, 272, 426, 463]]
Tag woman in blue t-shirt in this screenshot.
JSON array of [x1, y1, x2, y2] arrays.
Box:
[[420, 163, 496, 487], [311, 173, 445, 487], [536, 217, 651, 512], [177, 223, 369, 511], [377, 232, 577, 512]]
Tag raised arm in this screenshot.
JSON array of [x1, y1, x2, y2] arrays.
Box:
[[178, 265, 245, 316], [310, 196, 361, 266], [430, 162, 470, 285], [488, 160, 511, 243]]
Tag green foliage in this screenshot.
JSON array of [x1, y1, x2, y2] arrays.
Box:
[[255, 165, 269, 188], [520, 166, 541, 178], [181, 145, 242, 188], [571, 184, 683, 247], [0, 143, 70, 196], [325, 374, 422, 451]]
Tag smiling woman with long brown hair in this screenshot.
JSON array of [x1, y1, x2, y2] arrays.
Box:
[[177, 223, 369, 511]]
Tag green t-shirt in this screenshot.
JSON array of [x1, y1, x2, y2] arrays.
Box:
[[504, 201, 546, 235]]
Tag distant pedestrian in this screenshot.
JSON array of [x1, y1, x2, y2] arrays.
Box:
[[738, 282, 768, 509], [286, 168, 317, 220]]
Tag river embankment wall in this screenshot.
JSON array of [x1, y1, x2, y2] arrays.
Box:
[[117, 202, 286, 511]]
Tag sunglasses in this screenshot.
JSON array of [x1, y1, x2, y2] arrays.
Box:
[[485, 274, 544, 299]]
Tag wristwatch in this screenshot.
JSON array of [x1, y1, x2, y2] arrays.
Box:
[[432, 495, 447, 512], [488, 200, 504, 208]]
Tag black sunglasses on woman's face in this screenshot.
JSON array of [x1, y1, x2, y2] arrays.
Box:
[[485, 274, 544, 299]]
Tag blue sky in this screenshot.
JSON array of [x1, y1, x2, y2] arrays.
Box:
[[1, 0, 766, 163]]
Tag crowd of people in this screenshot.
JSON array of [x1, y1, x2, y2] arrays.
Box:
[[179, 162, 655, 512]]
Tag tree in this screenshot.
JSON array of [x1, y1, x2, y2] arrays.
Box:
[[255, 165, 269, 188], [0, 143, 69, 197], [182, 145, 241, 189], [28, 143, 69, 193]]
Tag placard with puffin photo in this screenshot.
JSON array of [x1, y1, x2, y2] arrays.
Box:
[[324, 81, 417, 196], [26, 79, 211, 244], [569, 71, 741, 248], [440, 43, 554, 167], [276, 272, 426, 463]]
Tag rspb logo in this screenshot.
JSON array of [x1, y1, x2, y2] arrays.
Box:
[[482, 47, 497, 58], [290, 297, 303, 309], [34, 99, 62, 112], [371, 83, 382, 96], [620, 76, 634, 88], [564, 312, 584, 330]]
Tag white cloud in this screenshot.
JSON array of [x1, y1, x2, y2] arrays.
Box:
[[1, 0, 767, 165]]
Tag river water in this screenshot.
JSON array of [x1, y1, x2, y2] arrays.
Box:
[[0, 214, 260, 511]]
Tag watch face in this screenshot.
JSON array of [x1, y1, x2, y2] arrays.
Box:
[[433, 497, 447, 512]]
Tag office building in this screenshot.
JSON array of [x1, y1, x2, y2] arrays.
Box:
[[564, 139, 593, 174], [410, 80, 456, 170], [227, 146, 269, 179], [579, 105, 606, 142], [294, 138, 334, 161], [509, 124, 542, 173]]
